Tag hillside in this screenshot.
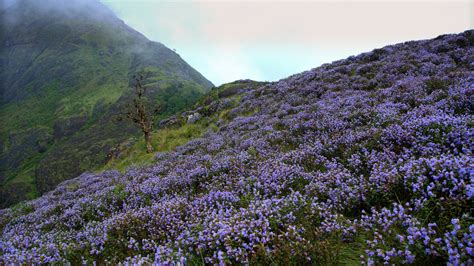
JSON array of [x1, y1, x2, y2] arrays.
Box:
[[102, 79, 268, 172], [0, 0, 213, 207], [1, 30, 473, 264]]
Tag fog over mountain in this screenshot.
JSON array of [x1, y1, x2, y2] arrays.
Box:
[[0, 0, 213, 208]]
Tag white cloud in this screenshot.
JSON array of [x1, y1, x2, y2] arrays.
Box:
[[102, 0, 472, 86], [177, 45, 266, 85]]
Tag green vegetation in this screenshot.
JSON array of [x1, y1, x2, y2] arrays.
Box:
[[0, 0, 213, 208], [0, 83, 64, 137], [101, 80, 264, 173], [103, 123, 207, 172], [194, 79, 266, 107], [4, 78, 255, 207]]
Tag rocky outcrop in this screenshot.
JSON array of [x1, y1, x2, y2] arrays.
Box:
[[187, 113, 201, 124]]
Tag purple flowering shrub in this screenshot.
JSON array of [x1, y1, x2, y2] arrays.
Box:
[[1, 30, 473, 264]]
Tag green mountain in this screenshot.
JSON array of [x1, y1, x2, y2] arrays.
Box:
[[0, 0, 213, 208]]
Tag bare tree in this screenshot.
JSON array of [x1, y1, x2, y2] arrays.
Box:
[[123, 74, 161, 153]]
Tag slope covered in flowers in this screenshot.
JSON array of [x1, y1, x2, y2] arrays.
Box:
[[1, 30, 473, 264]]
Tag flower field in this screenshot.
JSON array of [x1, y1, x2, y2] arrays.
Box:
[[1, 30, 473, 264]]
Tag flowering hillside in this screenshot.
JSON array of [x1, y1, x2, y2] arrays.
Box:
[[1, 31, 473, 264]]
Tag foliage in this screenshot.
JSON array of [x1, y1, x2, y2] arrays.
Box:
[[0, 0, 212, 208], [0, 31, 473, 264]]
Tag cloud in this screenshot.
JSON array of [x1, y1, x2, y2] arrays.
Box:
[[175, 45, 266, 85], [205, 47, 266, 84], [102, 0, 472, 85]]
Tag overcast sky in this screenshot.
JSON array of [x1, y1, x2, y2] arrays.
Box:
[[102, 0, 473, 86]]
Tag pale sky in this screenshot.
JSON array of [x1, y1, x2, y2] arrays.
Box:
[[102, 0, 473, 86]]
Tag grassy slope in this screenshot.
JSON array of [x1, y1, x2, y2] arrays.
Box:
[[101, 80, 265, 173], [104, 80, 363, 264], [0, 25, 130, 203], [1, 31, 472, 264], [0, 6, 212, 207], [3, 79, 368, 264]]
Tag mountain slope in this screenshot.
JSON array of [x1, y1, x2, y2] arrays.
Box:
[[0, 30, 472, 264], [0, 0, 213, 207]]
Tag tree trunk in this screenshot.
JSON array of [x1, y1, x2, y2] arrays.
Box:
[[144, 131, 153, 153]]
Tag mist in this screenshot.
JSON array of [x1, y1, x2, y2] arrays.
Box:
[[2, 0, 117, 26], [103, 0, 473, 85]]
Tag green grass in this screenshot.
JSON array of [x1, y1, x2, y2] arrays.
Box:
[[0, 82, 62, 138], [1, 78, 239, 208], [337, 235, 369, 265], [102, 123, 207, 172], [8, 167, 38, 199], [58, 81, 127, 116], [0, 4, 216, 208], [98, 82, 254, 173], [0, 79, 126, 185]]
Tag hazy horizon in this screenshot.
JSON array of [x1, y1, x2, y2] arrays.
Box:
[[101, 0, 472, 86]]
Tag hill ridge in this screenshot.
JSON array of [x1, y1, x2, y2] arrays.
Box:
[[0, 0, 213, 207]]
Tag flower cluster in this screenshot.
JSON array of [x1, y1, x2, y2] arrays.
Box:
[[1, 30, 473, 264]]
